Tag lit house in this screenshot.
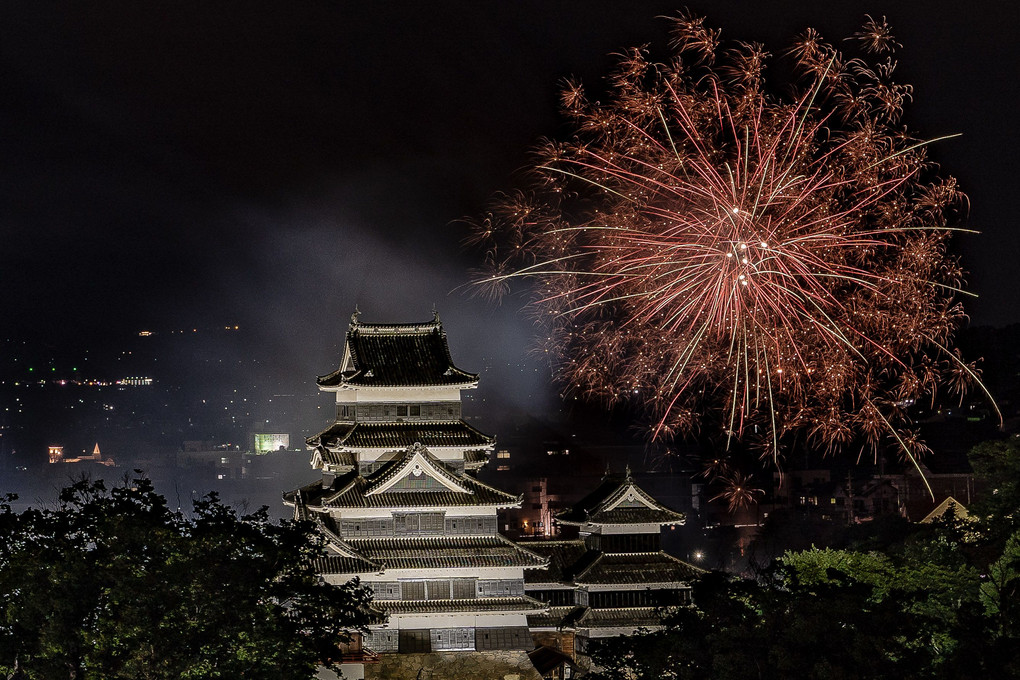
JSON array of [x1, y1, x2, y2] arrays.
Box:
[[284, 312, 548, 679]]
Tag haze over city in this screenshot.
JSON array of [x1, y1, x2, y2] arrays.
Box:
[[1, 0, 1018, 532]]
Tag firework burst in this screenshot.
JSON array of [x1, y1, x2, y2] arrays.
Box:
[[471, 13, 997, 483]]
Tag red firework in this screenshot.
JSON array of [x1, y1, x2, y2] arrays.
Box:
[[471, 13, 997, 482]]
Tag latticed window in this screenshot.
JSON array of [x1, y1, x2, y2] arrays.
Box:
[[393, 512, 445, 534], [446, 515, 496, 535], [341, 518, 393, 537], [475, 627, 531, 650], [431, 628, 474, 651], [399, 630, 431, 653], [452, 579, 477, 599], [426, 580, 451, 600], [365, 630, 398, 652], [369, 582, 401, 600], [477, 579, 524, 597], [402, 581, 426, 599]]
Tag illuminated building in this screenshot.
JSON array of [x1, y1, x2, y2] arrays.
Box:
[[253, 433, 290, 455], [285, 312, 548, 680], [47, 442, 114, 466], [520, 469, 701, 669]]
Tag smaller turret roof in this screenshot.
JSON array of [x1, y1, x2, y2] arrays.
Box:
[[555, 471, 686, 527]]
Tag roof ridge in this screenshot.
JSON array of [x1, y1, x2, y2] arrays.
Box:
[[572, 551, 606, 582], [321, 470, 360, 504], [657, 550, 709, 574], [352, 320, 443, 333], [496, 534, 551, 567], [346, 535, 504, 544]]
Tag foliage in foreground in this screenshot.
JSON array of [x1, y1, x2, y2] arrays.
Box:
[[0, 478, 372, 680], [587, 440, 1020, 680]]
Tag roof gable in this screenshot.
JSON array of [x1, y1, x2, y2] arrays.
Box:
[[365, 443, 472, 496], [919, 496, 972, 524], [602, 483, 661, 512], [555, 469, 685, 526]]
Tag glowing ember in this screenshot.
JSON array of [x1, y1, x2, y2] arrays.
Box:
[[472, 12, 997, 490]]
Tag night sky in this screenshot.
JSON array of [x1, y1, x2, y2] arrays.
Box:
[[2, 2, 1018, 388]]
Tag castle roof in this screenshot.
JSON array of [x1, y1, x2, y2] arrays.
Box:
[[574, 606, 667, 631], [372, 595, 548, 616], [285, 444, 520, 510], [573, 551, 703, 585], [555, 470, 686, 527], [527, 605, 669, 632], [311, 536, 548, 574], [346, 535, 548, 570], [308, 420, 494, 451], [527, 606, 579, 630], [317, 314, 476, 389], [313, 553, 382, 575], [517, 540, 588, 584]]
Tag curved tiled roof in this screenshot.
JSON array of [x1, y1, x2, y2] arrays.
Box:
[[346, 535, 549, 570], [555, 473, 685, 526], [517, 540, 588, 584], [307, 420, 494, 450], [318, 318, 477, 388], [573, 551, 703, 585], [464, 448, 491, 469], [527, 605, 582, 629], [319, 449, 357, 469], [372, 596, 548, 616], [327, 473, 517, 509], [577, 606, 667, 629], [313, 554, 382, 575]]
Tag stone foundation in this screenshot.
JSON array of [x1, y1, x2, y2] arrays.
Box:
[[364, 650, 543, 680]]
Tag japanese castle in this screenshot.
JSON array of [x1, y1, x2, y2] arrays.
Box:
[[522, 469, 703, 667], [284, 312, 548, 679]]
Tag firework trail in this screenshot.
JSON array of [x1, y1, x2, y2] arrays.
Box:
[[471, 12, 996, 502]]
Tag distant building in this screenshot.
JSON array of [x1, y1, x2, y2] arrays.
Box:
[[284, 313, 547, 680], [253, 432, 290, 454], [520, 469, 702, 671], [178, 443, 245, 481], [48, 442, 114, 466]]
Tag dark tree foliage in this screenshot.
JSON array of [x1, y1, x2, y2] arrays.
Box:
[[969, 440, 1020, 544], [0, 478, 373, 680], [587, 568, 935, 680], [586, 438, 1020, 680]]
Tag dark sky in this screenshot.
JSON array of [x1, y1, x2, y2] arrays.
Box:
[[2, 1, 1018, 385]]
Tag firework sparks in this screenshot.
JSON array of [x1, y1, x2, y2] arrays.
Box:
[[710, 472, 765, 513], [471, 13, 997, 482]]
